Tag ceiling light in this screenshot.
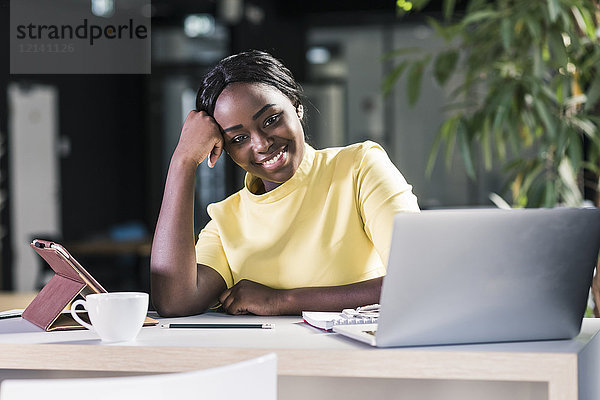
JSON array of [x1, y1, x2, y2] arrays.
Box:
[[306, 47, 331, 65], [184, 14, 215, 38], [91, 0, 115, 18]]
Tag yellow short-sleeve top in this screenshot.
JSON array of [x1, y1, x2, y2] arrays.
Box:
[[195, 141, 419, 288]]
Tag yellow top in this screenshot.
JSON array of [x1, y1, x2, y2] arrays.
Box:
[[195, 141, 419, 288]]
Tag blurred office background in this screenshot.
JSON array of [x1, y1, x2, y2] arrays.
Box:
[[0, 0, 534, 293]]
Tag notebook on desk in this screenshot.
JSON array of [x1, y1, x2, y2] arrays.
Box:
[[334, 208, 600, 347]]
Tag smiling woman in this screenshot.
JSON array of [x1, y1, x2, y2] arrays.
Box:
[[150, 50, 420, 317], [214, 83, 305, 191]]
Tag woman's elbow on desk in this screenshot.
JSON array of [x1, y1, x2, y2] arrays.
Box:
[[150, 288, 213, 318], [150, 266, 226, 317], [152, 300, 200, 318], [149, 281, 194, 317]]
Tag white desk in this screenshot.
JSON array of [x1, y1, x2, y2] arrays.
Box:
[[0, 314, 598, 400]]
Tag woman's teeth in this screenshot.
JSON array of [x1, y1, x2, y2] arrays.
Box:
[[263, 149, 285, 166]]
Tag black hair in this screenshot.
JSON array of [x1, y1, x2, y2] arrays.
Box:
[[195, 50, 303, 116]]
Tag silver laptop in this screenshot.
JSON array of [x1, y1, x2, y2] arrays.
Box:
[[334, 208, 600, 347]]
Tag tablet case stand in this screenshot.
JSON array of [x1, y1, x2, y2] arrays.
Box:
[[22, 239, 157, 331]]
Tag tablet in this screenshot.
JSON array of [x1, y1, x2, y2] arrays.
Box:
[[22, 239, 157, 331]]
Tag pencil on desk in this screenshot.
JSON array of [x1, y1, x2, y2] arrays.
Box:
[[162, 323, 274, 329], [0, 314, 21, 320]]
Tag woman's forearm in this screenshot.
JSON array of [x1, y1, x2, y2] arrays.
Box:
[[150, 155, 198, 313], [281, 277, 383, 315], [150, 155, 211, 316], [219, 277, 384, 316]]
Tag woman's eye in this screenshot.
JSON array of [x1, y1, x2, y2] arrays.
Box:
[[232, 135, 248, 144], [264, 113, 280, 127]]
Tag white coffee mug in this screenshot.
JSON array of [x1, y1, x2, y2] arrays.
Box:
[[70, 292, 149, 342]]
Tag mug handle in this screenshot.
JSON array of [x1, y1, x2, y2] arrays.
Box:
[[70, 299, 94, 331]]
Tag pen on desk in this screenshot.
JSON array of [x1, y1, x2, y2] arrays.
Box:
[[162, 323, 274, 329]]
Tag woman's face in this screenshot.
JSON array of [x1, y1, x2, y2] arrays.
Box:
[[213, 82, 305, 186]]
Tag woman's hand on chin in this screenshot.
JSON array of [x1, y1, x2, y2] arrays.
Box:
[[174, 110, 224, 168], [218, 279, 288, 316]]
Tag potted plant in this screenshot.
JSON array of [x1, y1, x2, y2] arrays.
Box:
[[385, 0, 599, 310]]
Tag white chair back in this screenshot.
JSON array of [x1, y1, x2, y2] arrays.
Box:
[[0, 353, 277, 400]]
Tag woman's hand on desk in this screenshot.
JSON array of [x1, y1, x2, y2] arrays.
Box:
[[174, 110, 224, 168], [219, 280, 284, 315]]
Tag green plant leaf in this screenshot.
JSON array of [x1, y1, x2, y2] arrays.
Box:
[[500, 18, 512, 51], [426, 130, 443, 178], [587, 116, 600, 125], [433, 50, 459, 86], [555, 123, 569, 158], [587, 140, 600, 170], [547, 0, 560, 23], [507, 112, 521, 154], [570, 116, 598, 138], [555, 77, 565, 104], [583, 161, 599, 174], [518, 120, 534, 147], [425, 17, 461, 42], [443, 116, 460, 168], [533, 100, 557, 139], [524, 15, 542, 42], [443, 0, 456, 21], [457, 118, 476, 179], [520, 162, 545, 200], [503, 158, 524, 173], [584, 76, 600, 112], [466, 0, 488, 14], [564, 95, 587, 109], [381, 60, 409, 97], [461, 9, 499, 26], [558, 4, 571, 27], [547, 29, 568, 67], [426, 116, 458, 177], [543, 180, 557, 208], [573, 5, 597, 40], [542, 42, 551, 62], [481, 117, 493, 170], [486, 82, 514, 114], [447, 75, 479, 99], [567, 128, 584, 173], [579, 47, 600, 71], [494, 122, 508, 161], [491, 105, 508, 138], [407, 58, 429, 106], [532, 46, 543, 78], [380, 47, 423, 61], [486, 84, 513, 158], [536, 78, 559, 103]]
